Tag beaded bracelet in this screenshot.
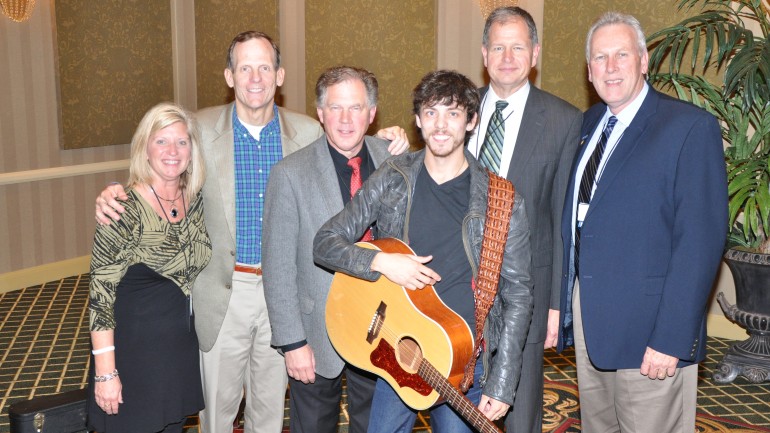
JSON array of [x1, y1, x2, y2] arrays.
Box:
[[94, 369, 119, 382]]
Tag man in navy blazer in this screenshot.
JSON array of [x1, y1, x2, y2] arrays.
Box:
[[554, 12, 728, 433]]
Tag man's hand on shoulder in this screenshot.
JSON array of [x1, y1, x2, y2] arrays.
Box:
[[284, 344, 316, 384], [478, 394, 509, 421], [376, 126, 410, 155], [640, 346, 678, 380], [370, 252, 440, 290], [95, 183, 128, 225]]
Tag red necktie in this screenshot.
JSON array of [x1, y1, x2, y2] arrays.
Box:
[[347, 156, 373, 241]]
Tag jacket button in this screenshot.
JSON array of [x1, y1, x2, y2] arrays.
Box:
[[225, 284, 231, 290], [230, 251, 235, 256]]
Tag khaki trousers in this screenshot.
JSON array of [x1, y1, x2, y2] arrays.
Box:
[[199, 270, 288, 433], [573, 280, 698, 433]]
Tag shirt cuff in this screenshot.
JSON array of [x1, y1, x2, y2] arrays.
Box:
[[281, 340, 308, 352]]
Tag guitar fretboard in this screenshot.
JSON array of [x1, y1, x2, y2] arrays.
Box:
[[417, 359, 502, 433]]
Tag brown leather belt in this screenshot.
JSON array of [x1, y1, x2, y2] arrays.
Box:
[[234, 264, 262, 276]]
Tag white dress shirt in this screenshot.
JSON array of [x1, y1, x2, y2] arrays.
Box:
[[468, 82, 530, 178], [570, 83, 650, 242]]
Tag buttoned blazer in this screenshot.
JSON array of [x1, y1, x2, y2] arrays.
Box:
[[556, 88, 728, 369], [262, 135, 392, 378], [480, 85, 582, 344], [192, 103, 324, 352]]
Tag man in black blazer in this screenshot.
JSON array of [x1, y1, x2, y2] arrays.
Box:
[[556, 12, 727, 432], [468, 7, 582, 433]]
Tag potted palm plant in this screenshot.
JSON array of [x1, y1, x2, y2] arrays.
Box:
[[646, 0, 770, 383]]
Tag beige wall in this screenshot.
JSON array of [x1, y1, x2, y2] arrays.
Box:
[[541, 0, 691, 110], [304, 0, 436, 144], [195, 0, 278, 109], [0, 0, 130, 276]]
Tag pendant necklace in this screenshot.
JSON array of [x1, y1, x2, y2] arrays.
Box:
[[149, 185, 182, 218]]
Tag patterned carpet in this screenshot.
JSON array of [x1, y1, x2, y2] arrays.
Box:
[[2, 275, 770, 432]]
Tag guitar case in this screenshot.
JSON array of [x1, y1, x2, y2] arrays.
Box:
[[8, 388, 88, 433]]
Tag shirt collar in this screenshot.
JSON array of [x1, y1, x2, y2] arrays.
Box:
[[486, 81, 530, 113], [232, 104, 280, 137], [608, 82, 649, 126]]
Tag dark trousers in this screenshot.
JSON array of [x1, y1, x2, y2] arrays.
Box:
[[288, 365, 377, 433], [504, 341, 544, 433]]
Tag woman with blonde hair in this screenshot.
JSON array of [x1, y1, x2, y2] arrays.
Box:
[[87, 102, 211, 433]]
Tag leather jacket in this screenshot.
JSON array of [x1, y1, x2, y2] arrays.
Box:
[[313, 149, 534, 405]]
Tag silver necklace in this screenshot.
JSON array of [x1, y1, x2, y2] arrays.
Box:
[[149, 185, 182, 218]]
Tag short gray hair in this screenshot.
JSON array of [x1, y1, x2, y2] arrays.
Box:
[[315, 66, 378, 108], [482, 6, 538, 47], [585, 12, 647, 62]]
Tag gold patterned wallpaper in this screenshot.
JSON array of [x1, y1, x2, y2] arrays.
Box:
[[541, 0, 692, 111], [304, 0, 436, 144], [195, 0, 278, 110], [55, 1, 173, 149]]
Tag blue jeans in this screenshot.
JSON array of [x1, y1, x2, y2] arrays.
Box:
[[367, 359, 484, 433]]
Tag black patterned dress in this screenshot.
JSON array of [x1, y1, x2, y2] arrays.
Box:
[[87, 189, 212, 433]]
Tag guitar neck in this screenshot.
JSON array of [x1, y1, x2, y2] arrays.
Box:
[[417, 359, 502, 433]]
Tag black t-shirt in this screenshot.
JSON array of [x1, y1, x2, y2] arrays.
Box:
[[408, 164, 475, 332]]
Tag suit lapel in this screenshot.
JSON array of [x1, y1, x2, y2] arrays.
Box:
[[278, 107, 303, 157], [311, 139, 344, 216], [586, 90, 658, 214], [563, 109, 603, 224], [366, 136, 391, 168], [507, 86, 545, 185], [212, 104, 237, 244]]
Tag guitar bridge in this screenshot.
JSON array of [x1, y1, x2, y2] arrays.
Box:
[[366, 301, 386, 344]]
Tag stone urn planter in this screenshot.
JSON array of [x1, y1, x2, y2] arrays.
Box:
[[713, 249, 770, 384]]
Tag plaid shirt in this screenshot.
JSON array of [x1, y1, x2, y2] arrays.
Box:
[[233, 105, 282, 264]]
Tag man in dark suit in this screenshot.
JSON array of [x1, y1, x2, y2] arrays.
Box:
[[468, 7, 582, 433], [555, 12, 728, 433], [262, 66, 403, 433]]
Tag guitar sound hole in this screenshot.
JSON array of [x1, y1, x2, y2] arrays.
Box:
[[396, 337, 423, 373]]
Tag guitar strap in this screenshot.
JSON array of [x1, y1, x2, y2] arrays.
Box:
[[459, 171, 515, 392]]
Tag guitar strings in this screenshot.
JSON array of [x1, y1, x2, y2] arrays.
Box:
[[373, 323, 497, 431]]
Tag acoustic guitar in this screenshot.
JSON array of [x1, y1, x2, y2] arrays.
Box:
[[325, 238, 502, 433]]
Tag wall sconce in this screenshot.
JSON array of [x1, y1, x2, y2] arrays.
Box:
[[478, 0, 519, 20], [1, 0, 36, 22]]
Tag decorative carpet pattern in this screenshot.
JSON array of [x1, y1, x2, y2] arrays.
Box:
[[2, 276, 770, 432]]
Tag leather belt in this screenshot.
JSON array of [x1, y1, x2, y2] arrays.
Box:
[[234, 264, 262, 276]]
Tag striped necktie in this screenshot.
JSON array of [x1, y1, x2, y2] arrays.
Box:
[[479, 100, 509, 173], [578, 116, 617, 205], [575, 115, 618, 271]]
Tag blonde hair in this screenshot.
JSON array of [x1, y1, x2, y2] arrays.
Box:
[[126, 102, 205, 202]]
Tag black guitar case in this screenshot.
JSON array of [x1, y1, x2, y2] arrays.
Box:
[[8, 388, 88, 433]]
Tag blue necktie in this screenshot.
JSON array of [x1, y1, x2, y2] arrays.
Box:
[[479, 100, 509, 173]]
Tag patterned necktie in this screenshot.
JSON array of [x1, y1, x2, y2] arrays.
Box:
[[347, 156, 373, 241], [575, 116, 618, 270], [479, 100, 509, 173], [578, 116, 618, 205]]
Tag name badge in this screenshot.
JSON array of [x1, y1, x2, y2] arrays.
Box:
[[576, 202, 589, 226]]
